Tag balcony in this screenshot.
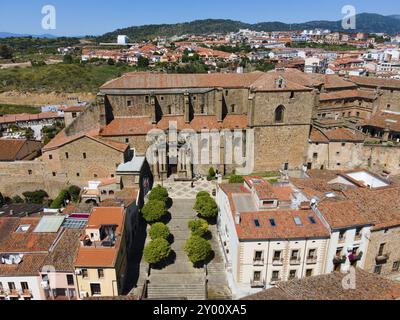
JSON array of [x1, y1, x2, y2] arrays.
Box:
[[306, 256, 318, 264], [253, 258, 264, 266], [270, 277, 282, 285], [333, 255, 347, 265], [0, 290, 6, 297], [250, 280, 266, 288], [272, 258, 284, 266], [349, 252, 363, 263], [7, 289, 20, 297], [20, 289, 32, 297], [289, 257, 301, 265], [376, 253, 390, 264]]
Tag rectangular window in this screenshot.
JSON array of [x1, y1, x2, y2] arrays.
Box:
[[49, 154, 53, 160], [392, 261, 400, 272], [52, 172, 56, 177], [90, 283, 101, 296], [309, 216, 317, 224], [308, 249, 317, 259], [98, 269, 105, 279], [21, 282, 29, 291], [127, 100, 132, 107], [271, 271, 280, 281], [8, 282, 16, 290], [379, 243, 386, 256], [291, 250, 299, 260], [254, 251, 263, 261], [289, 270, 297, 280], [313, 153, 318, 159], [28, 170, 32, 175], [273, 251, 282, 260], [83, 153, 87, 159], [67, 275, 74, 286], [269, 219, 276, 227], [306, 269, 313, 277], [374, 265, 382, 274], [254, 219, 261, 228], [339, 230, 346, 241], [65, 152, 69, 159], [82, 269, 88, 279], [253, 271, 261, 282], [72, 112, 77, 118]]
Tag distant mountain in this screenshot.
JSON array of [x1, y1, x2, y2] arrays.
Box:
[[0, 32, 61, 39], [98, 13, 400, 42]]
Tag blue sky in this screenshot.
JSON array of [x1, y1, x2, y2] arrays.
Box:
[[0, 0, 399, 36]]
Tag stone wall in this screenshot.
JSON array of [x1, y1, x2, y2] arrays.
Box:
[[42, 136, 127, 186], [364, 227, 400, 280], [0, 161, 66, 198]]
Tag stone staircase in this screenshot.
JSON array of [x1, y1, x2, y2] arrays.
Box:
[[207, 263, 232, 300]]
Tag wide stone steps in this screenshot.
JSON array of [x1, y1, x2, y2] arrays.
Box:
[[147, 283, 206, 300]]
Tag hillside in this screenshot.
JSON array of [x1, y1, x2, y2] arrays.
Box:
[[98, 13, 400, 42]]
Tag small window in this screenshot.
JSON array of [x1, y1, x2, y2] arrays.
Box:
[[374, 265, 382, 275], [200, 104, 205, 114], [127, 100, 132, 107], [289, 270, 297, 280], [98, 269, 104, 279], [66, 274, 74, 286], [342, 143, 346, 147], [269, 219, 276, 227], [145, 96, 149, 103], [254, 219, 261, 228], [378, 243, 386, 256], [76, 173, 80, 177], [160, 96, 164, 101], [306, 269, 313, 277], [291, 250, 299, 259], [309, 216, 317, 224], [82, 269, 89, 279], [290, 91, 295, 99], [387, 104, 391, 110], [72, 112, 77, 118], [275, 105, 285, 123], [231, 104, 236, 113], [271, 271, 280, 281], [225, 90, 229, 96], [83, 153, 87, 159], [65, 152, 69, 159], [94, 174, 98, 178], [52, 172, 56, 177], [392, 261, 400, 272], [313, 153, 318, 159], [125, 138, 129, 143], [28, 170, 32, 175], [49, 154, 53, 160], [167, 105, 172, 115]]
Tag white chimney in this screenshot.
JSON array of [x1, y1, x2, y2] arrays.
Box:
[[235, 211, 241, 225]]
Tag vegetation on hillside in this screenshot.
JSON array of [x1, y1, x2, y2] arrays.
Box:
[[288, 42, 359, 51], [0, 104, 41, 115]]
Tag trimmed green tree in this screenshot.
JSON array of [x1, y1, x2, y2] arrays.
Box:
[[148, 185, 169, 203], [22, 190, 49, 204], [12, 195, 24, 204], [68, 185, 81, 203], [194, 193, 218, 220], [188, 219, 209, 238], [149, 223, 170, 240], [50, 189, 70, 209], [142, 200, 167, 224], [143, 238, 171, 265], [184, 236, 212, 264]]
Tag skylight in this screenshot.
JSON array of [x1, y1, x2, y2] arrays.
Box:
[[254, 219, 261, 228], [309, 216, 317, 224], [294, 217, 303, 226], [269, 219, 276, 227], [15, 224, 30, 233]]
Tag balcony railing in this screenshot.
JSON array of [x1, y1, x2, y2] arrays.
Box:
[[376, 253, 390, 264], [290, 257, 301, 265], [0, 290, 6, 296], [20, 289, 32, 297], [306, 256, 318, 264], [250, 280, 266, 288], [7, 289, 20, 297], [270, 277, 282, 284], [253, 258, 265, 266], [272, 258, 284, 266], [333, 255, 347, 265]]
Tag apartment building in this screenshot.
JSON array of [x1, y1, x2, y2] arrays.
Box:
[[217, 177, 330, 298], [74, 207, 127, 299]]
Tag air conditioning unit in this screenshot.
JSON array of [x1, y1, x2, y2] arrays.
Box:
[[40, 281, 49, 289], [80, 291, 88, 299], [75, 269, 82, 275]]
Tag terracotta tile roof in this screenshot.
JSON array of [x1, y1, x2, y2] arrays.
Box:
[[100, 72, 265, 90], [0, 253, 47, 276], [0, 139, 27, 161], [350, 75, 400, 89], [290, 176, 350, 199], [101, 115, 248, 136], [306, 169, 344, 181], [236, 209, 329, 241], [311, 127, 366, 142], [319, 89, 376, 101], [362, 111, 400, 132], [317, 200, 371, 229], [0, 112, 62, 124], [242, 269, 400, 300], [43, 229, 82, 272], [250, 72, 312, 92], [43, 127, 128, 152], [0, 217, 58, 253], [343, 187, 400, 230], [74, 207, 125, 268]]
